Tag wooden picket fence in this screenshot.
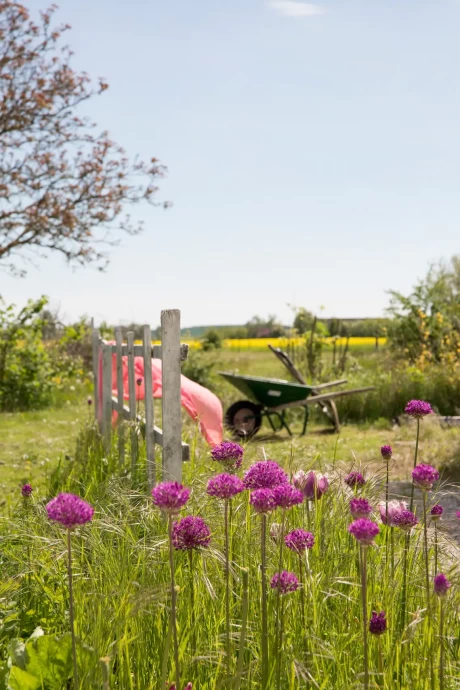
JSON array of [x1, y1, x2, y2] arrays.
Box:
[[91, 309, 189, 487]]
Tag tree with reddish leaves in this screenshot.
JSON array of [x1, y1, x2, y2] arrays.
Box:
[[0, 1, 166, 275]]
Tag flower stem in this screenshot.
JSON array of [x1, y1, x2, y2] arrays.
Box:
[[400, 534, 409, 632], [261, 515, 269, 690], [422, 492, 431, 616], [434, 521, 438, 575], [236, 568, 249, 690], [385, 458, 389, 573], [168, 515, 180, 690], [440, 597, 445, 690], [360, 545, 369, 690], [274, 513, 286, 686], [188, 549, 195, 654], [377, 635, 384, 688], [275, 594, 286, 689], [224, 499, 231, 677], [298, 555, 306, 629], [67, 529, 79, 690], [409, 418, 420, 514], [390, 527, 395, 579]]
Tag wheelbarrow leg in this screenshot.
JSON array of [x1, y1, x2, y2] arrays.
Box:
[[301, 406, 309, 436], [271, 411, 292, 436], [266, 413, 277, 433]]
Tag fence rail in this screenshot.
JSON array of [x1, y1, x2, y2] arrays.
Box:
[[92, 309, 189, 486]]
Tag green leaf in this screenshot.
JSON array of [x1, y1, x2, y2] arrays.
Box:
[[6, 667, 40, 690], [24, 633, 72, 688], [7, 640, 26, 670]]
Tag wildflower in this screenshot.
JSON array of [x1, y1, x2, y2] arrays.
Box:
[[301, 470, 329, 500], [393, 509, 418, 532], [207, 473, 245, 500], [21, 484, 33, 497], [243, 460, 288, 490], [433, 573, 451, 596], [211, 442, 244, 471], [270, 523, 283, 543], [457, 511, 460, 519], [350, 498, 372, 519], [369, 611, 387, 635], [412, 464, 439, 491], [172, 516, 211, 550], [348, 518, 380, 545], [151, 482, 190, 514], [430, 504, 443, 520], [380, 445, 392, 459], [136, 378, 142, 386], [285, 529, 314, 552], [344, 472, 366, 489], [292, 469, 308, 491], [404, 400, 433, 418], [270, 571, 299, 594], [272, 484, 303, 509], [378, 500, 407, 526], [249, 488, 276, 514], [46, 493, 94, 529], [87, 396, 92, 406]]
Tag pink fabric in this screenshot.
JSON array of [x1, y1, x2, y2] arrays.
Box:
[[97, 352, 223, 445]]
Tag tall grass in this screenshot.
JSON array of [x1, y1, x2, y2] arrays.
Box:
[[0, 426, 459, 689]]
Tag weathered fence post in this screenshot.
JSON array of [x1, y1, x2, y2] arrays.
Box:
[[127, 331, 138, 470], [115, 327, 125, 466], [92, 328, 100, 422], [101, 343, 112, 451], [161, 310, 182, 482], [143, 324, 155, 488]]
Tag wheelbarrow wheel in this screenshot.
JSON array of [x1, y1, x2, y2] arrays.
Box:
[[225, 400, 262, 440]]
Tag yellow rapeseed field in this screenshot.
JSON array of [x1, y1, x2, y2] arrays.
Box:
[[144, 337, 387, 351]]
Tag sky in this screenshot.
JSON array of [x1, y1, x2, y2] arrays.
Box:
[[2, 0, 460, 328]]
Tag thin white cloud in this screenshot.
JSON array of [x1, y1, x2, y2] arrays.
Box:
[[268, 1, 326, 17]]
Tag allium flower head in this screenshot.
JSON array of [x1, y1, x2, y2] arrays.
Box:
[[136, 377, 142, 386], [243, 461, 288, 490], [270, 570, 299, 594], [285, 529, 314, 552], [433, 573, 451, 596], [350, 498, 372, 519], [344, 472, 366, 489], [379, 500, 407, 527], [46, 493, 94, 529], [457, 511, 460, 519], [412, 464, 439, 490], [87, 397, 92, 406], [21, 484, 33, 497], [172, 516, 211, 550], [393, 509, 418, 532], [405, 400, 433, 418], [380, 445, 392, 460], [207, 473, 245, 500], [348, 518, 380, 545], [302, 470, 329, 500], [369, 611, 387, 635], [272, 484, 303, 509], [430, 504, 443, 520], [211, 442, 244, 470], [250, 488, 276, 514], [151, 482, 190, 514]]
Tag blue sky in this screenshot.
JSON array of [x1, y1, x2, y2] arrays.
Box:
[[2, 0, 460, 328]]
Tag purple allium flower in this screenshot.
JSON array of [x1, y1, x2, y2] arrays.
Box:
[[249, 488, 276, 514], [344, 472, 366, 489], [301, 470, 329, 500], [430, 504, 443, 520], [412, 463, 440, 491], [350, 498, 372, 519], [457, 511, 460, 519], [87, 396, 92, 406], [378, 500, 407, 527], [380, 445, 392, 460], [21, 484, 33, 497], [348, 518, 380, 545], [207, 473, 245, 500], [270, 570, 299, 594], [46, 493, 94, 529], [243, 460, 288, 490], [404, 400, 433, 418], [272, 484, 303, 509], [433, 573, 451, 596], [151, 482, 190, 514], [171, 516, 211, 550], [211, 442, 244, 470], [369, 611, 387, 635], [285, 529, 315, 552], [393, 509, 418, 532], [136, 377, 142, 386], [270, 523, 282, 543]]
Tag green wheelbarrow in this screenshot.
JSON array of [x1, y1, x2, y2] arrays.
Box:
[[219, 346, 374, 439]]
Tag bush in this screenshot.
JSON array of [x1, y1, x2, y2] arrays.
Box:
[[181, 351, 217, 389], [201, 329, 222, 352]]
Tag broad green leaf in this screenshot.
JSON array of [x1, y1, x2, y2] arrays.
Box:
[[7, 667, 40, 690], [24, 633, 72, 688], [7, 640, 26, 670]]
